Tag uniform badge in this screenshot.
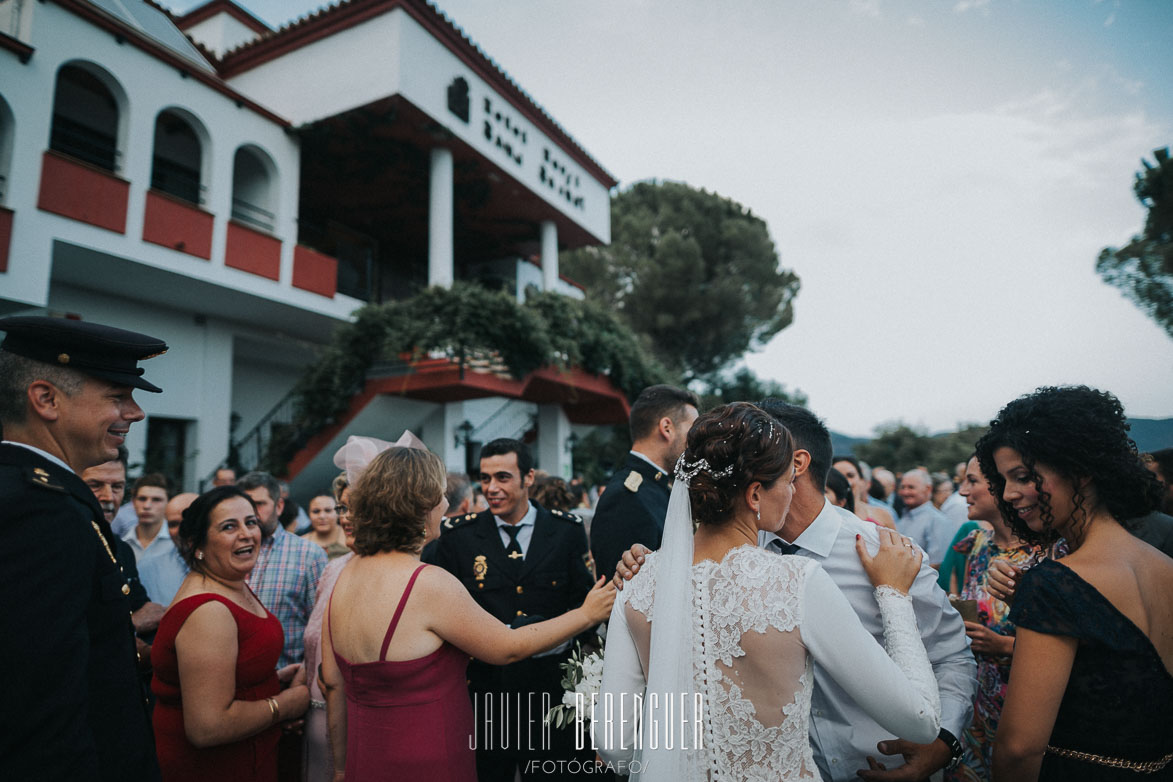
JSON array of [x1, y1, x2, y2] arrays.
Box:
[[623, 471, 643, 492], [473, 555, 488, 581]]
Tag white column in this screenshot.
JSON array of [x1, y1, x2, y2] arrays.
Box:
[[540, 219, 558, 291], [537, 403, 572, 479], [420, 400, 470, 473], [428, 148, 454, 288]]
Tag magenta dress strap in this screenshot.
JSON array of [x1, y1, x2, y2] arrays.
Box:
[[379, 564, 429, 661]]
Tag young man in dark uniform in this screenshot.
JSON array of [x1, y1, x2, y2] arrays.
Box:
[[589, 384, 699, 582], [427, 438, 597, 781], [0, 315, 167, 781]]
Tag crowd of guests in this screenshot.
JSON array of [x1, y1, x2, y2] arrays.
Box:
[[3, 314, 1172, 782]]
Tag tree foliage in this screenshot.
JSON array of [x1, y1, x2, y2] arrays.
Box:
[[854, 422, 988, 474], [561, 181, 801, 379], [1096, 147, 1173, 340], [697, 367, 808, 410], [264, 283, 673, 474]]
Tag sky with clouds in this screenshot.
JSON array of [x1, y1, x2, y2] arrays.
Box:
[[172, 0, 1173, 437]]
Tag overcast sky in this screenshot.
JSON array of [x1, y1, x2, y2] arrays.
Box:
[[171, 0, 1173, 437]]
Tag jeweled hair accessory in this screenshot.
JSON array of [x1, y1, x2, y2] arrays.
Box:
[[674, 453, 735, 484]]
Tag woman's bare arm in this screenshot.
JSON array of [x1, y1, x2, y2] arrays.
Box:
[[321, 601, 348, 781], [423, 568, 614, 665], [992, 627, 1076, 782], [176, 601, 307, 747]]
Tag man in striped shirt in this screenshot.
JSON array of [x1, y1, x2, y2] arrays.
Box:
[[238, 471, 328, 669]]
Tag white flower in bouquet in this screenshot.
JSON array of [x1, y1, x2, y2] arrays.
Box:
[[545, 630, 606, 730]]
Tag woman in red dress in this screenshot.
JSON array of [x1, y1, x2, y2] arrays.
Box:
[[151, 485, 310, 781], [320, 447, 615, 782]]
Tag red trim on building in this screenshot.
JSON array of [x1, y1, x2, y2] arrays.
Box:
[[285, 362, 629, 479], [292, 244, 338, 298], [0, 207, 13, 273], [51, 0, 289, 127], [225, 220, 281, 280], [0, 31, 34, 63], [175, 0, 272, 36], [142, 189, 214, 259], [217, 0, 617, 188], [558, 274, 586, 293], [37, 151, 129, 234]]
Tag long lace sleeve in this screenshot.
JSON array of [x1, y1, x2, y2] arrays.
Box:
[[596, 590, 645, 767], [801, 567, 941, 743]]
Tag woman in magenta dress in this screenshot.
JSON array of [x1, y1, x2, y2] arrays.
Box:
[[320, 447, 615, 782], [152, 486, 310, 782]]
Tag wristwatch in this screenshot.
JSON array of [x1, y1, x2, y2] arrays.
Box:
[[939, 728, 964, 771]]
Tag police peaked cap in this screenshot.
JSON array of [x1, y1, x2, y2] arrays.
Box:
[[0, 315, 168, 393]]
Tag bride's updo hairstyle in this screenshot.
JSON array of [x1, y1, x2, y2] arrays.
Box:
[[348, 446, 446, 555], [684, 402, 794, 526]]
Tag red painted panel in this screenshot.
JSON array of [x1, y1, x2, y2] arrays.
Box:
[[0, 207, 13, 273], [36, 151, 129, 233], [292, 245, 337, 297], [225, 220, 281, 280], [142, 190, 214, 260]]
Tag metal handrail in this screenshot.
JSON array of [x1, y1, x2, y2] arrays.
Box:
[[231, 197, 275, 231]]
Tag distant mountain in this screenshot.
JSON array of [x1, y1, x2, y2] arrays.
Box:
[[835, 418, 1173, 462], [1129, 418, 1173, 453], [829, 430, 869, 456]]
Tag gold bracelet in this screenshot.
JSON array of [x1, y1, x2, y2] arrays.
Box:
[[266, 696, 280, 724]]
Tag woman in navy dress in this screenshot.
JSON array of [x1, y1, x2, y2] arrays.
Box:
[[976, 386, 1173, 781]]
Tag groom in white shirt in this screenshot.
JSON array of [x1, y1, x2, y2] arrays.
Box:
[[617, 400, 975, 781]]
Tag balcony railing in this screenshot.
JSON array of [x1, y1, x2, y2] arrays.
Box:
[[151, 157, 204, 206], [231, 197, 275, 232], [49, 114, 119, 172]]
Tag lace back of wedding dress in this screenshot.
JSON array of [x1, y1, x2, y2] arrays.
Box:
[[623, 546, 823, 781]]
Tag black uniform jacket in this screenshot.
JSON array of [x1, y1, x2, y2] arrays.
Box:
[[0, 443, 159, 782], [426, 502, 595, 694], [589, 452, 671, 583]]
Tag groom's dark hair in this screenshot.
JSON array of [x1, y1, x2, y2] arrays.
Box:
[[756, 399, 832, 492]]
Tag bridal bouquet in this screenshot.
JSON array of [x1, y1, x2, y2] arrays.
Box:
[[545, 629, 606, 730]]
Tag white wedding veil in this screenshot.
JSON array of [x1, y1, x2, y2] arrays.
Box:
[[635, 458, 703, 781]]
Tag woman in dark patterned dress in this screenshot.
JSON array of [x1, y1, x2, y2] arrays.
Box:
[[975, 386, 1173, 781]]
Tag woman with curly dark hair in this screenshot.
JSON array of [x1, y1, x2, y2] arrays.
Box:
[[597, 402, 940, 780], [319, 447, 614, 782], [974, 386, 1173, 781]]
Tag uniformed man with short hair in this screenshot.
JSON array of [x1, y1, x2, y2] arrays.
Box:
[[427, 438, 597, 781], [0, 315, 166, 781], [589, 384, 700, 582]]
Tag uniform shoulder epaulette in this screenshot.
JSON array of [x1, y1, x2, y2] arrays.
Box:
[[549, 508, 582, 524], [623, 470, 643, 493], [441, 512, 480, 533], [25, 465, 67, 493]]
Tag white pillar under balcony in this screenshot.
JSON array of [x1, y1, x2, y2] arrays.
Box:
[[540, 219, 558, 291], [428, 148, 454, 288], [537, 403, 572, 480]]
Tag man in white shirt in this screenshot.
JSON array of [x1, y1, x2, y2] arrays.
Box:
[[618, 401, 975, 781], [121, 473, 173, 561]]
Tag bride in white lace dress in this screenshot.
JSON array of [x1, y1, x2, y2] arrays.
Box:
[[596, 403, 940, 781]]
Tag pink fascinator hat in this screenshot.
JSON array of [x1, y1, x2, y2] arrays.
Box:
[[333, 430, 428, 485]]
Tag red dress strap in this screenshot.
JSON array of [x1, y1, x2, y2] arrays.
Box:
[[379, 564, 429, 661]]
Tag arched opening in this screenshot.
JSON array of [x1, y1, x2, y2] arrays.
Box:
[[50, 64, 121, 172], [151, 109, 204, 205], [231, 145, 276, 232]]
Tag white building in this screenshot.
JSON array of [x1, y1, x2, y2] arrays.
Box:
[[0, 0, 624, 498]]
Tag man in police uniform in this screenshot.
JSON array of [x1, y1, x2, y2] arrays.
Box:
[[427, 438, 596, 781], [590, 384, 699, 582], [0, 315, 166, 781]]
